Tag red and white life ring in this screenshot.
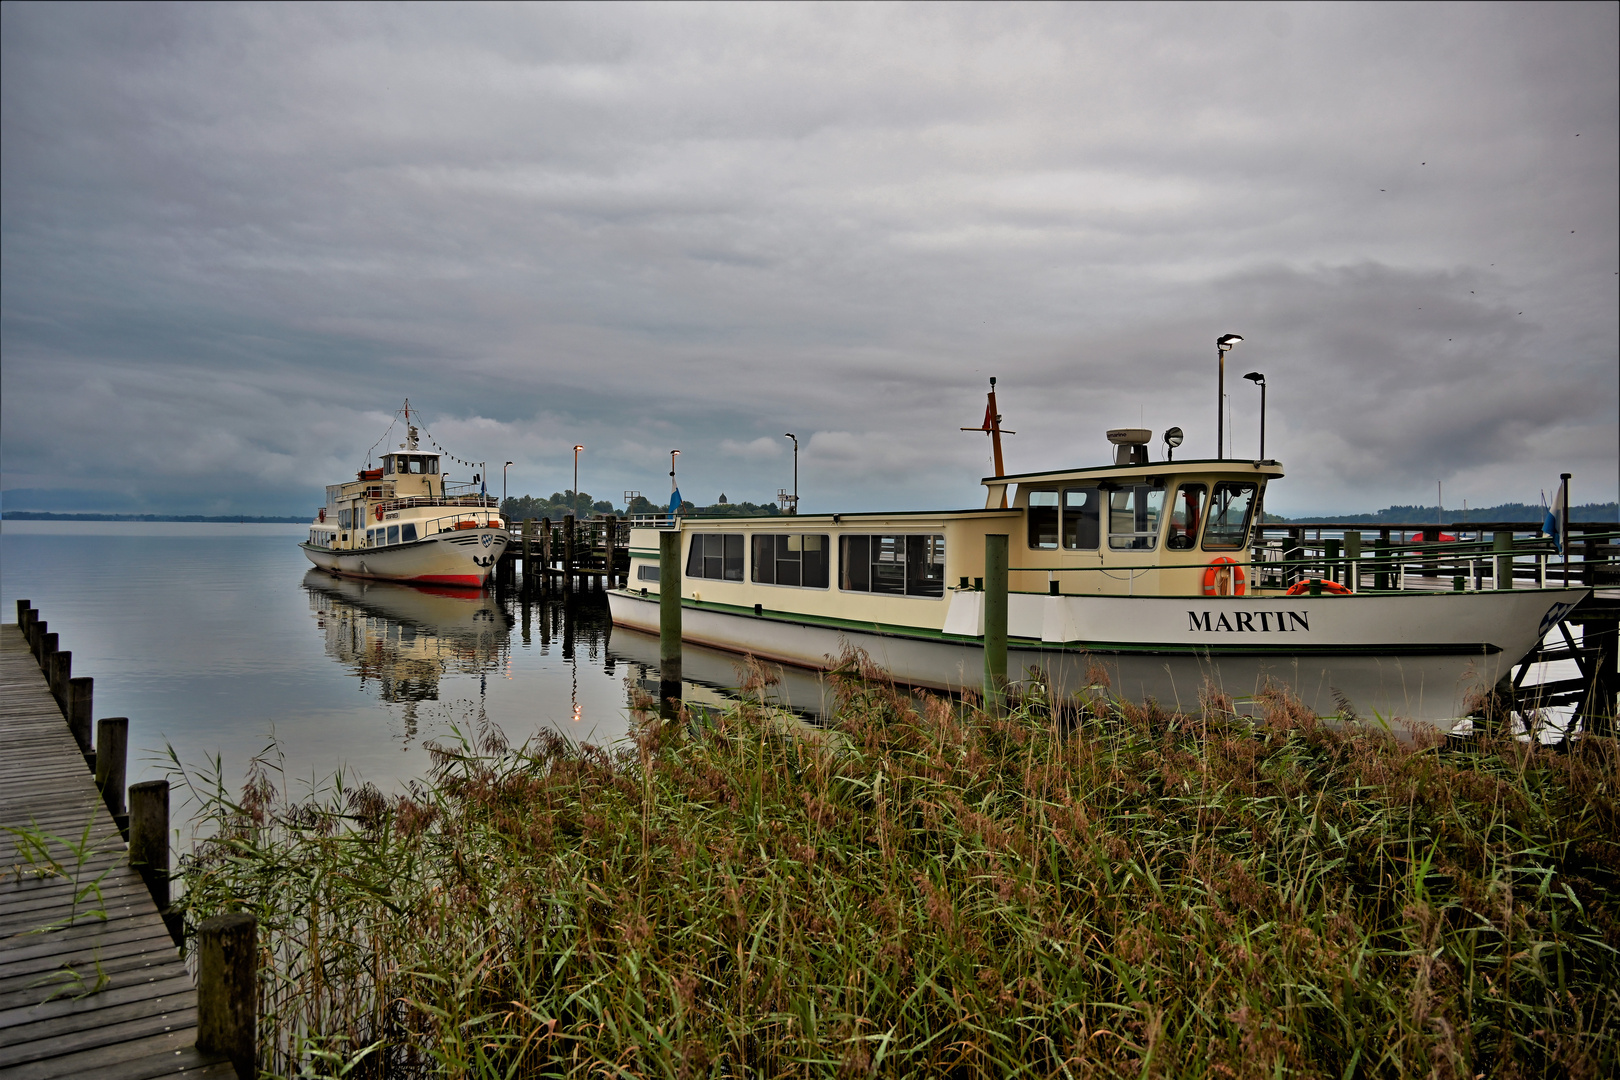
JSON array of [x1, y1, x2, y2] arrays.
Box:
[[1285, 579, 1352, 596], [1202, 557, 1247, 596], [318, 508, 326, 523], [375, 505, 385, 522]]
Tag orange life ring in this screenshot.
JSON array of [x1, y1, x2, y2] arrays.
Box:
[[1202, 557, 1247, 596], [375, 505, 385, 521], [1286, 579, 1352, 596]]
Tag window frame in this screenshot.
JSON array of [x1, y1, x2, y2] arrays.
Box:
[[837, 533, 947, 598]]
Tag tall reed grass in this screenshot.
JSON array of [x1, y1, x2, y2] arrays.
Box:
[[174, 654, 1618, 1078]]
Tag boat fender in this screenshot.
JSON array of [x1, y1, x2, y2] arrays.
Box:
[[1285, 579, 1352, 596], [376, 505, 385, 521], [1202, 557, 1247, 596]]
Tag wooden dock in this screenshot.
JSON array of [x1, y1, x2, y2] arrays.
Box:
[[0, 622, 236, 1079]]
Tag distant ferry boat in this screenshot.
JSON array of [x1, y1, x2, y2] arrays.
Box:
[[302, 403, 508, 587], [610, 389, 1587, 733]]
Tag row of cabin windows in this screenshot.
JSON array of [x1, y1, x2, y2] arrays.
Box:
[[309, 530, 338, 547], [1027, 482, 1257, 552], [383, 455, 439, 475], [685, 533, 946, 598], [366, 523, 419, 547]]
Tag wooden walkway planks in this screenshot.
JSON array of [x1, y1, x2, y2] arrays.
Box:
[[0, 624, 236, 1079]]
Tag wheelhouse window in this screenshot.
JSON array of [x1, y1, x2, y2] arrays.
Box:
[[386, 525, 400, 545], [686, 532, 744, 581], [400, 523, 418, 543], [752, 534, 829, 588], [1165, 484, 1206, 551], [1063, 487, 1101, 550], [1202, 482, 1258, 550], [839, 534, 946, 598], [1028, 490, 1059, 549], [1107, 484, 1166, 550]]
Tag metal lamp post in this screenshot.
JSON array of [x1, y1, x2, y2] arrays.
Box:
[[573, 445, 584, 516], [502, 461, 513, 515], [1216, 333, 1243, 459], [1242, 372, 1266, 459], [784, 433, 798, 514]]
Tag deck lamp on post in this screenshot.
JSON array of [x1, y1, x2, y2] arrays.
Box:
[[502, 462, 513, 516], [1163, 427, 1184, 462], [1216, 334, 1243, 459], [784, 433, 798, 514], [1242, 372, 1266, 459], [573, 446, 584, 517]]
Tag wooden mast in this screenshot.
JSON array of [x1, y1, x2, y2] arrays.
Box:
[[962, 377, 1014, 509]]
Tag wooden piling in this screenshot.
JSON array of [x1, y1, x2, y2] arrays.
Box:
[[605, 514, 618, 587], [95, 716, 129, 821], [564, 514, 577, 585], [197, 912, 259, 1079], [48, 648, 71, 708], [983, 534, 1009, 714], [128, 779, 171, 911], [522, 518, 535, 588], [1374, 535, 1391, 590], [67, 675, 94, 756], [1343, 532, 1361, 591], [659, 529, 682, 711], [31, 620, 48, 663]]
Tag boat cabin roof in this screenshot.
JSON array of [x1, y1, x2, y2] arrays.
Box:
[[985, 458, 1284, 487]]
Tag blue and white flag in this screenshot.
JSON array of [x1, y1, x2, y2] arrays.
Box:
[[669, 487, 682, 518], [1542, 484, 1564, 555]]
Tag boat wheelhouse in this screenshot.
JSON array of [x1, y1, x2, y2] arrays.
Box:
[[302, 404, 508, 587], [608, 426, 1588, 734]]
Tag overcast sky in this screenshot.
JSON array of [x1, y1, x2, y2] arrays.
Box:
[[3, 1, 1615, 518]]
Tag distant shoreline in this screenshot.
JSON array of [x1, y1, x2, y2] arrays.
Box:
[[2, 512, 308, 523]]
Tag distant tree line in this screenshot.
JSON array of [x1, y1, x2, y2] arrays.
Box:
[[1277, 501, 1618, 525]]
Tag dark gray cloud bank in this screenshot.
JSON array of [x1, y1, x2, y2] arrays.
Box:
[[3, 2, 1615, 518]]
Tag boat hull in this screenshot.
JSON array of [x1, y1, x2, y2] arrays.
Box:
[[607, 587, 1589, 733], [301, 528, 509, 587]]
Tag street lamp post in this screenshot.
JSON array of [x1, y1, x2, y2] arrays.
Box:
[[503, 461, 514, 516], [784, 433, 798, 514], [573, 445, 584, 516], [1216, 334, 1243, 460], [1242, 373, 1267, 459]]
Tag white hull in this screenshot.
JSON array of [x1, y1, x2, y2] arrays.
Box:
[[608, 587, 1587, 732], [302, 528, 508, 587]]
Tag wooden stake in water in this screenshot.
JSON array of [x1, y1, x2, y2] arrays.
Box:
[[983, 534, 1009, 714], [197, 913, 258, 1078], [659, 528, 682, 712]]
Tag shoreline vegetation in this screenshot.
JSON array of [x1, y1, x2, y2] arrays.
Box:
[[171, 652, 1617, 1078]]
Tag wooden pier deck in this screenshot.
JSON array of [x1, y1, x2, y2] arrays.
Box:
[[0, 623, 234, 1079]]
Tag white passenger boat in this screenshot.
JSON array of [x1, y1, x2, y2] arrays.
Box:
[[608, 407, 1587, 733], [302, 405, 508, 587]]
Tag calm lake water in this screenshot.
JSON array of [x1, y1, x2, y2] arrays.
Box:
[[0, 521, 824, 801]]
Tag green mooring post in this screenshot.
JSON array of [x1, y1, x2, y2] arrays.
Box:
[[659, 528, 682, 712], [983, 534, 1009, 713], [1493, 531, 1514, 590]]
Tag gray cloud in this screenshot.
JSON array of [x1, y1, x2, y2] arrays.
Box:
[[3, 2, 1614, 518]]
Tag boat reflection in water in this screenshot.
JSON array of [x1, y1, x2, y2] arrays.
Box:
[[303, 570, 512, 742], [304, 569, 838, 754]]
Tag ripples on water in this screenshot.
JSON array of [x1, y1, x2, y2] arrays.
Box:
[[0, 522, 827, 798]]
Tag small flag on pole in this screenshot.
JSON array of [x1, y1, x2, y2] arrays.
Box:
[[669, 487, 682, 519], [1542, 484, 1563, 555]]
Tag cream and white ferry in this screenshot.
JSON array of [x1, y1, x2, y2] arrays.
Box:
[[302, 406, 508, 587], [609, 417, 1587, 732]]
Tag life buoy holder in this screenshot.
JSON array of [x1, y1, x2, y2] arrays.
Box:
[[1202, 557, 1247, 596], [1286, 579, 1352, 596], [375, 505, 385, 522]]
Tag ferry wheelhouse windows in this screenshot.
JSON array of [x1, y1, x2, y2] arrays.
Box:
[[839, 534, 946, 598], [1027, 487, 1101, 550], [1166, 484, 1207, 551], [382, 455, 439, 475], [1202, 482, 1258, 550], [752, 534, 829, 588], [1107, 484, 1166, 550], [686, 533, 744, 581]]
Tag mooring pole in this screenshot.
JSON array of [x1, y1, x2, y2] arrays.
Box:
[[48, 650, 71, 710], [95, 717, 129, 823], [1494, 531, 1514, 590], [659, 528, 683, 714], [983, 534, 1009, 714], [128, 779, 175, 940], [68, 676, 94, 757]]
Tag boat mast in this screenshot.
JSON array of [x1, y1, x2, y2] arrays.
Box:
[[962, 377, 1015, 509]]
